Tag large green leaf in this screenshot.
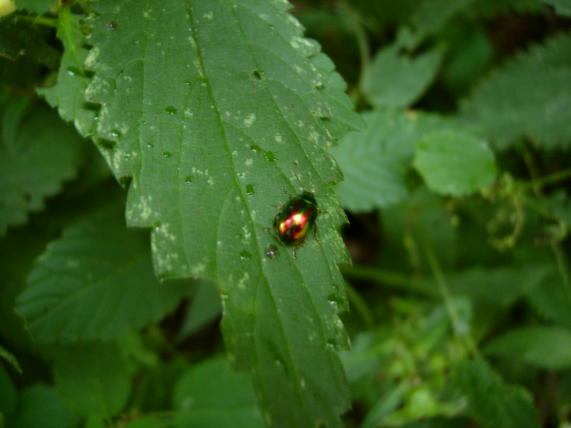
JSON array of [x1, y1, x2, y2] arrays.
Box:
[[413, 131, 497, 196], [461, 32, 571, 150], [173, 357, 263, 428], [0, 102, 85, 235], [451, 358, 539, 428], [49, 1, 361, 426], [485, 326, 571, 370], [16, 201, 194, 342]]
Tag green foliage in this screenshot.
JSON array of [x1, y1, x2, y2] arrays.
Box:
[[1, 1, 571, 427], [485, 325, 571, 370], [15, 0, 55, 14], [333, 110, 465, 212], [462, 33, 571, 150], [0, 366, 17, 419], [177, 280, 221, 340], [173, 357, 264, 427], [0, 101, 85, 235], [0, 344, 21, 373], [40, 9, 96, 136], [16, 201, 194, 342], [51, 342, 132, 418], [452, 358, 540, 428], [70, 1, 362, 426], [363, 44, 443, 108], [0, 15, 59, 67], [6, 384, 81, 428], [413, 131, 497, 196]]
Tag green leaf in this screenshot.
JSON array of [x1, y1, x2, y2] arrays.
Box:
[[50, 342, 132, 418], [439, 20, 492, 95], [50, 1, 362, 426], [413, 131, 497, 196], [451, 358, 539, 428], [0, 225, 48, 347], [363, 44, 443, 108], [173, 357, 263, 428], [16, 201, 194, 342], [5, 384, 81, 428], [541, 0, 571, 16], [0, 365, 17, 418], [177, 280, 221, 340], [40, 9, 97, 138], [461, 32, 571, 150], [132, 360, 187, 413], [332, 110, 465, 212], [485, 326, 571, 370], [0, 345, 21, 373], [410, 0, 475, 38], [0, 102, 85, 235], [526, 269, 571, 329]]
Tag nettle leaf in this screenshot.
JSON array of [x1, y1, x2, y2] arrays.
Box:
[[50, 342, 132, 418], [0, 102, 85, 236], [173, 357, 263, 428], [49, 1, 361, 426], [452, 358, 539, 428], [332, 110, 465, 212], [16, 201, 194, 342], [413, 131, 497, 196], [362, 44, 443, 108], [485, 325, 571, 370], [461, 32, 571, 150]]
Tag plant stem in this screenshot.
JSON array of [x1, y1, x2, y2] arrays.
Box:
[[339, 0, 370, 90], [526, 167, 571, 190], [422, 240, 478, 356]]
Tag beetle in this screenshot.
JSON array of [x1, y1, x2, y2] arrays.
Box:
[[273, 191, 319, 251]]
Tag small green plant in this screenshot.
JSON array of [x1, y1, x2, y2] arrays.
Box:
[[1, 0, 570, 427]]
